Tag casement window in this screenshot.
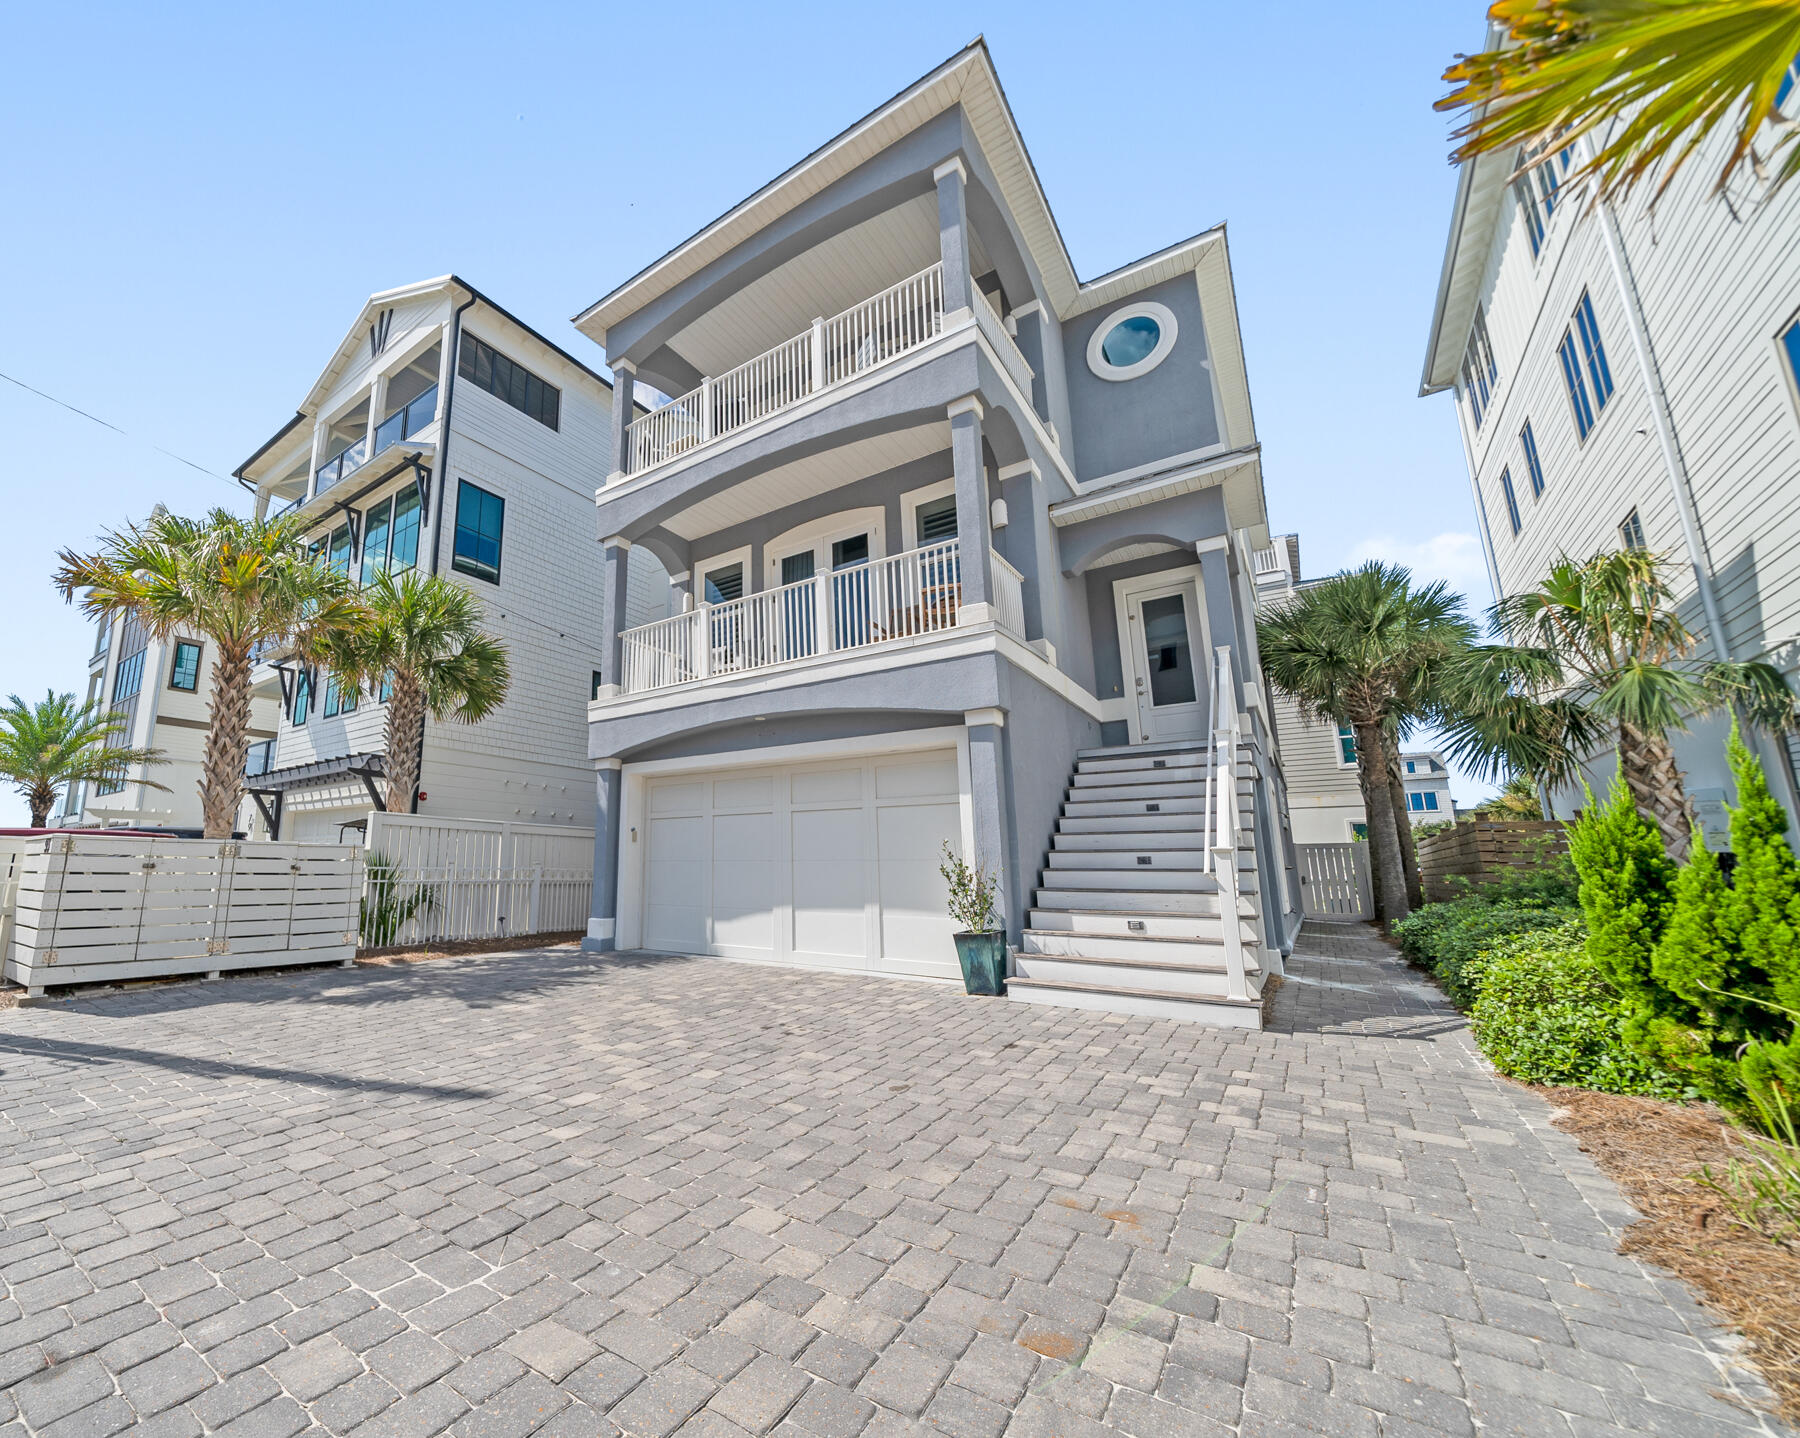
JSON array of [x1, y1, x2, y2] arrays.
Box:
[[459, 334, 559, 430], [1620, 508, 1647, 551], [1557, 290, 1615, 440], [451, 480, 506, 583], [1459, 306, 1499, 428], [169, 641, 202, 692], [292, 670, 312, 725], [321, 677, 357, 718], [1500, 467, 1522, 535], [1520, 419, 1546, 497], [1336, 723, 1357, 767], [1408, 791, 1441, 813]]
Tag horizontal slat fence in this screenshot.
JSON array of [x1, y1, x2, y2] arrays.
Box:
[[5, 835, 362, 990], [1414, 820, 1570, 903]]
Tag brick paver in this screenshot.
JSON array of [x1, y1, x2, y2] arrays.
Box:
[[0, 925, 1789, 1435]]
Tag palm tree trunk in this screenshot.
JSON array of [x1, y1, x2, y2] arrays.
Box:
[[1353, 720, 1411, 924], [1619, 721, 1694, 861], [1385, 755, 1426, 909], [28, 785, 55, 828], [199, 642, 253, 840], [383, 674, 425, 815]]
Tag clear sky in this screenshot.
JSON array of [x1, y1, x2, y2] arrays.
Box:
[[0, 0, 1492, 826]]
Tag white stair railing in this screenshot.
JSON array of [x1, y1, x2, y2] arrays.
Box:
[[989, 549, 1026, 639], [1209, 645, 1251, 1002], [624, 264, 946, 475]]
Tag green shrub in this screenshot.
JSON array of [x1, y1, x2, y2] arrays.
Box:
[[1470, 923, 1690, 1098], [1392, 895, 1582, 1008]]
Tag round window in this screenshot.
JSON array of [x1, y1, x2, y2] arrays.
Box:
[[1085, 301, 1178, 381]]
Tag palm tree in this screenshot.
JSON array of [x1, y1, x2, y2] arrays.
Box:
[[1447, 548, 1795, 860], [0, 691, 167, 828], [54, 509, 365, 839], [1471, 773, 1546, 820], [1438, 1, 1800, 204], [323, 569, 510, 814], [1259, 564, 1479, 923]]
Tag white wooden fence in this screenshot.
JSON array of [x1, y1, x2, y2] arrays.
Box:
[[363, 812, 593, 872], [1297, 842, 1374, 920], [3, 834, 362, 992]]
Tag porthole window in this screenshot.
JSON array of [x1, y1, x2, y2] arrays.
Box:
[[1087, 301, 1179, 381]]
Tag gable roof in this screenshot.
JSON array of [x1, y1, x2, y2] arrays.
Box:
[[575, 39, 1221, 342]]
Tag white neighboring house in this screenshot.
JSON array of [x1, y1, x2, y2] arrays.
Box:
[[1400, 750, 1455, 825], [56, 611, 280, 832], [236, 276, 668, 842], [1252, 536, 1368, 843], [1420, 21, 1800, 822]]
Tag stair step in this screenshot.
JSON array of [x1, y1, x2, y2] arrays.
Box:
[[1028, 906, 1259, 938], [1058, 813, 1208, 834], [1007, 976, 1263, 1027], [1036, 887, 1218, 914], [1068, 780, 1209, 802], [1075, 753, 1211, 777], [1064, 796, 1207, 817], [1021, 930, 1264, 969], [1075, 739, 1212, 761], [1051, 830, 1206, 850], [1015, 952, 1237, 996], [1045, 849, 1211, 871]]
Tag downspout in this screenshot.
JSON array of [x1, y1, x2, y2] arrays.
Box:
[[410, 293, 477, 814]]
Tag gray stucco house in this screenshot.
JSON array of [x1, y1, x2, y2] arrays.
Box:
[[578, 42, 1302, 1026]]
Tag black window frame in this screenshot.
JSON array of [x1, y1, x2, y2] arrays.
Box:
[[451, 479, 506, 584], [458, 333, 561, 430], [1619, 508, 1647, 552], [169, 640, 203, 692]]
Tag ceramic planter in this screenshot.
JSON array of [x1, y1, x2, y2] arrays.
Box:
[[952, 930, 1007, 996]]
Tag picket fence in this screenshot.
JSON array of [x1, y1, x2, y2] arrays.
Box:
[[1297, 842, 1374, 920], [3, 833, 362, 992]]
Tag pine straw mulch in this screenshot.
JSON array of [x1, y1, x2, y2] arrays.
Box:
[[1538, 1086, 1800, 1422]]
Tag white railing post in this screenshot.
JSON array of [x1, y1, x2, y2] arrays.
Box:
[[809, 318, 826, 394], [528, 865, 542, 935], [695, 606, 712, 679], [699, 378, 714, 442], [816, 571, 835, 655], [1210, 646, 1250, 1002]]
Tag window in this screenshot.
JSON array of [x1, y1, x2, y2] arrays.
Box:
[[1085, 301, 1179, 380], [1337, 723, 1357, 766], [327, 524, 353, 577], [703, 563, 743, 604], [1351, 822, 1369, 840], [1520, 419, 1546, 497], [1620, 508, 1647, 551], [1425, 792, 1440, 811], [362, 496, 391, 578], [292, 670, 311, 725], [169, 641, 202, 692], [451, 480, 505, 583], [321, 677, 358, 719], [916, 494, 959, 545], [1556, 294, 1614, 443], [459, 334, 559, 429], [1780, 51, 1799, 110], [1500, 467, 1522, 535], [1780, 314, 1800, 407], [1573, 291, 1615, 411], [1410, 791, 1440, 813], [389, 487, 421, 573], [1460, 306, 1499, 428], [1406, 760, 1416, 774], [1512, 145, 1571, 258], [592, 671, 605, 702], [380, 671, 393, 703]]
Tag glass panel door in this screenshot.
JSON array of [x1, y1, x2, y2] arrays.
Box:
[[1140, 594, 1197, 707], [779, 551, 816, 658]]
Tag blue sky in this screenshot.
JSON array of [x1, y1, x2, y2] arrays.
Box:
[[0, 0, 1491, 826]]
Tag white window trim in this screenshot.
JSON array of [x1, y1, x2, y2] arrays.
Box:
[[899, 478, 958, 552], [1775, 308, 1800, 425], [762, 507, 887, 590], [696, 545, 753, 601], [1086, 301, 1179, 382]]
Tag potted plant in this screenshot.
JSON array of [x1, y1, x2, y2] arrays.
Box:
[[939, 841, 1006, 996]]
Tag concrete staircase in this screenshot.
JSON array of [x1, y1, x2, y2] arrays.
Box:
[[1008, 738, 1266, 1028]]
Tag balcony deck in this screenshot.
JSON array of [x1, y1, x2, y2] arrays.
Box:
[[612, 539, 1025, 700]]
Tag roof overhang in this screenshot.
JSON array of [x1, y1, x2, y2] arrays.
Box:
[[574, 40, 1090, 343], [1062, 226, 1225, 320], [1419, 148, 1510, 395], [1049, 444, 1268, 547], [245, 751, 385, 794]]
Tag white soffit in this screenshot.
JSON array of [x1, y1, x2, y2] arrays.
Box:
[[662, 422, 950, 541], [1421, 148, 1508, 394], [575, 43, 1081, 342]]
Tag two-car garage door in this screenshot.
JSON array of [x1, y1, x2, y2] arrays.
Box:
[[641, 750, 962, 980]]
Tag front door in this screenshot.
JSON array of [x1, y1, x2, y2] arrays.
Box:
[[1123, 577, 1208, 743]]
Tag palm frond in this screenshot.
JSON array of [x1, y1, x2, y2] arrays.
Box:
[[1438, 0, 1800, 203]]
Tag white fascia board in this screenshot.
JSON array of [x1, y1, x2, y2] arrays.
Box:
[[1050, 447, 1263, 525]]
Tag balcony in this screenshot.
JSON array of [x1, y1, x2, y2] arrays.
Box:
[[314, 436, 368, 496], [245, 740, 275, 778], [372, 382, 438, 460], [620, 265, 1033, 479], [616, 539, 1025, 697]]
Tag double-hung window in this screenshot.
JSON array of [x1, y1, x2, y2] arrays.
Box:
[[451, 480, 506, 583], [1557, 290, 1614, 440], [1620, 508, 1647, 551], [169, 641, 202, 692], [1459, 306, 1499, 428], [1500, 467, 1522, 535], [1520, 419, 1546, 497]]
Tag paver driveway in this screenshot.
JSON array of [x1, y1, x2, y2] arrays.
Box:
[[0, 925, 1788, 1437]]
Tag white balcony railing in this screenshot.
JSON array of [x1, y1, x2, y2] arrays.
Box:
[[618, 538, 1024, 696], [625, 264, 946, 474]]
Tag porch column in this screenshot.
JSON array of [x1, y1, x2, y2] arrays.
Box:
[[608, 360, 635, 481], [998, 459, 1060, 659], [934, 157, 975, 322], [1196, 538, 1242, 717], [668, 570, 693, 613], [949, 396, 993, 618], [598, 536, 632, 698], [583, 758, 623, 953], [964, 708, 1018, 944]]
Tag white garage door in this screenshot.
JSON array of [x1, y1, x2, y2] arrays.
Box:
[[641, 750, 962, 980]]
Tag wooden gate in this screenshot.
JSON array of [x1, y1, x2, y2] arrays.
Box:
[[1297, 842, 1373, 920]]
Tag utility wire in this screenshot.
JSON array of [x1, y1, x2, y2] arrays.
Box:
[[0, 369, 244, 489]]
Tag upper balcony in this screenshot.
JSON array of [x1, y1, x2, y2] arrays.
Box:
[[615, 262, 1030, 486]]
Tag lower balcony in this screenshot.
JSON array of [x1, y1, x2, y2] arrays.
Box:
[[615, 539, 1025, 698]]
